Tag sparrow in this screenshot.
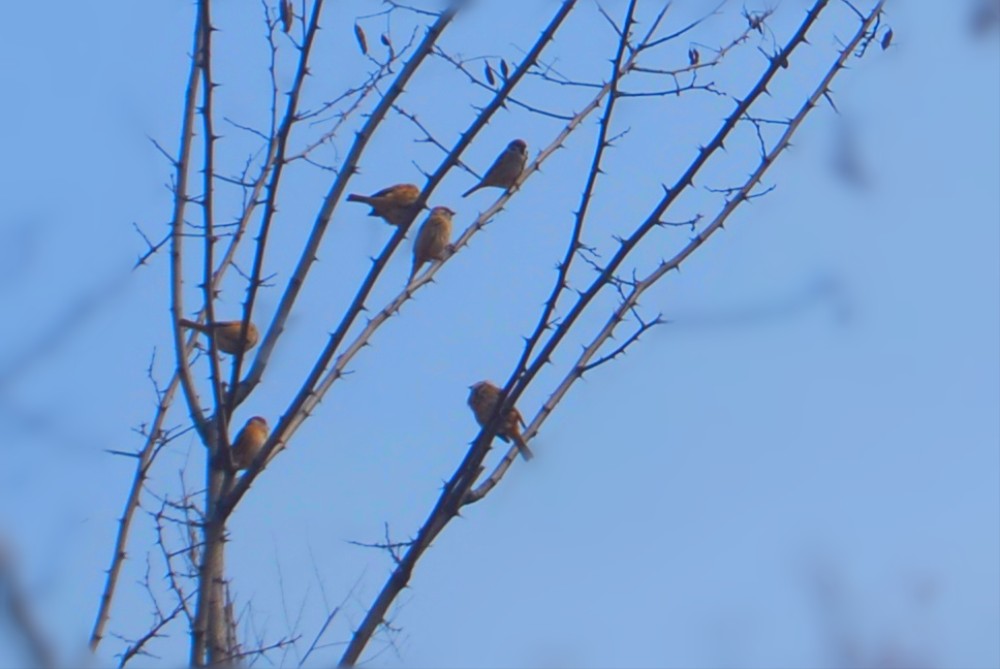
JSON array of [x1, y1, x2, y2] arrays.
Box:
[[346, 183, 421, 226], [231, 416, 270, 470], [461, 139, 527, 198], [467, 380, 534, 461], [409, 206, 454, 282], [179, 319, 259, 355]]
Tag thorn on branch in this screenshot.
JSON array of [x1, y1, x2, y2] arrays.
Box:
[[105, 449, 141, 459], [823, 90, 841, 114]]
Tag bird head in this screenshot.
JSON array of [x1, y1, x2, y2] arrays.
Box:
[[245, 322, 261, 342], [508, 139, 527, 154], [248, 416, 269, 432], [468, 380, 496, 400], [431, 206, 455, 218]]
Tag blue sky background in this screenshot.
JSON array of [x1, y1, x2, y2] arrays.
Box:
[[0, 1, 997, 667]]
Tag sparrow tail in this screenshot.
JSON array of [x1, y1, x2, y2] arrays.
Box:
[[178, 318, 208, 333], [513, 434, 534, 461]]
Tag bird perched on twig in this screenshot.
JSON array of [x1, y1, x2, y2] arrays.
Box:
[[462, 139, 527, 198], [409, 206, 455, 282], [346, 183, 421, 226], [179, 319, 259, 355], [231, 416, 270, 470], [467, 380, 534, 461]]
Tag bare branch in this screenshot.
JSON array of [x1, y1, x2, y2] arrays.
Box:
[[168, 0, 211, 443], [224, 0, 332, 421]]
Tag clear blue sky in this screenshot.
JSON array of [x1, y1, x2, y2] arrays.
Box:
[[0, 1, 997, 668]]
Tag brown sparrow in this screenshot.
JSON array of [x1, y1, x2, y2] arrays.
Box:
[[409, 206, 454, 282], [462, 140, 527, 197], [347, 183, 421, 226], [467, 380, 534, 461], [231, 416, 270, 470], [179, 319, 259, 355]]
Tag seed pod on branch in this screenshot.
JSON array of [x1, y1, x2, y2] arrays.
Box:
[[280, 0, 292, 33], [881, 28, 893, 49], [354, 23, 368, 55]]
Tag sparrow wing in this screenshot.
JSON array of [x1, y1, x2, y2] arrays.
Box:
[[370, 184, 403, 198]]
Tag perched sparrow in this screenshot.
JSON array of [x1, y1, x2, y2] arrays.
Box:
[[467, 380, 534, 461], [346, 183, 421, 226], [179, 319, 259, 355], [231, 416, 270, 470], [409, 206, 455, 282], [462, 139, 527, 198]]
